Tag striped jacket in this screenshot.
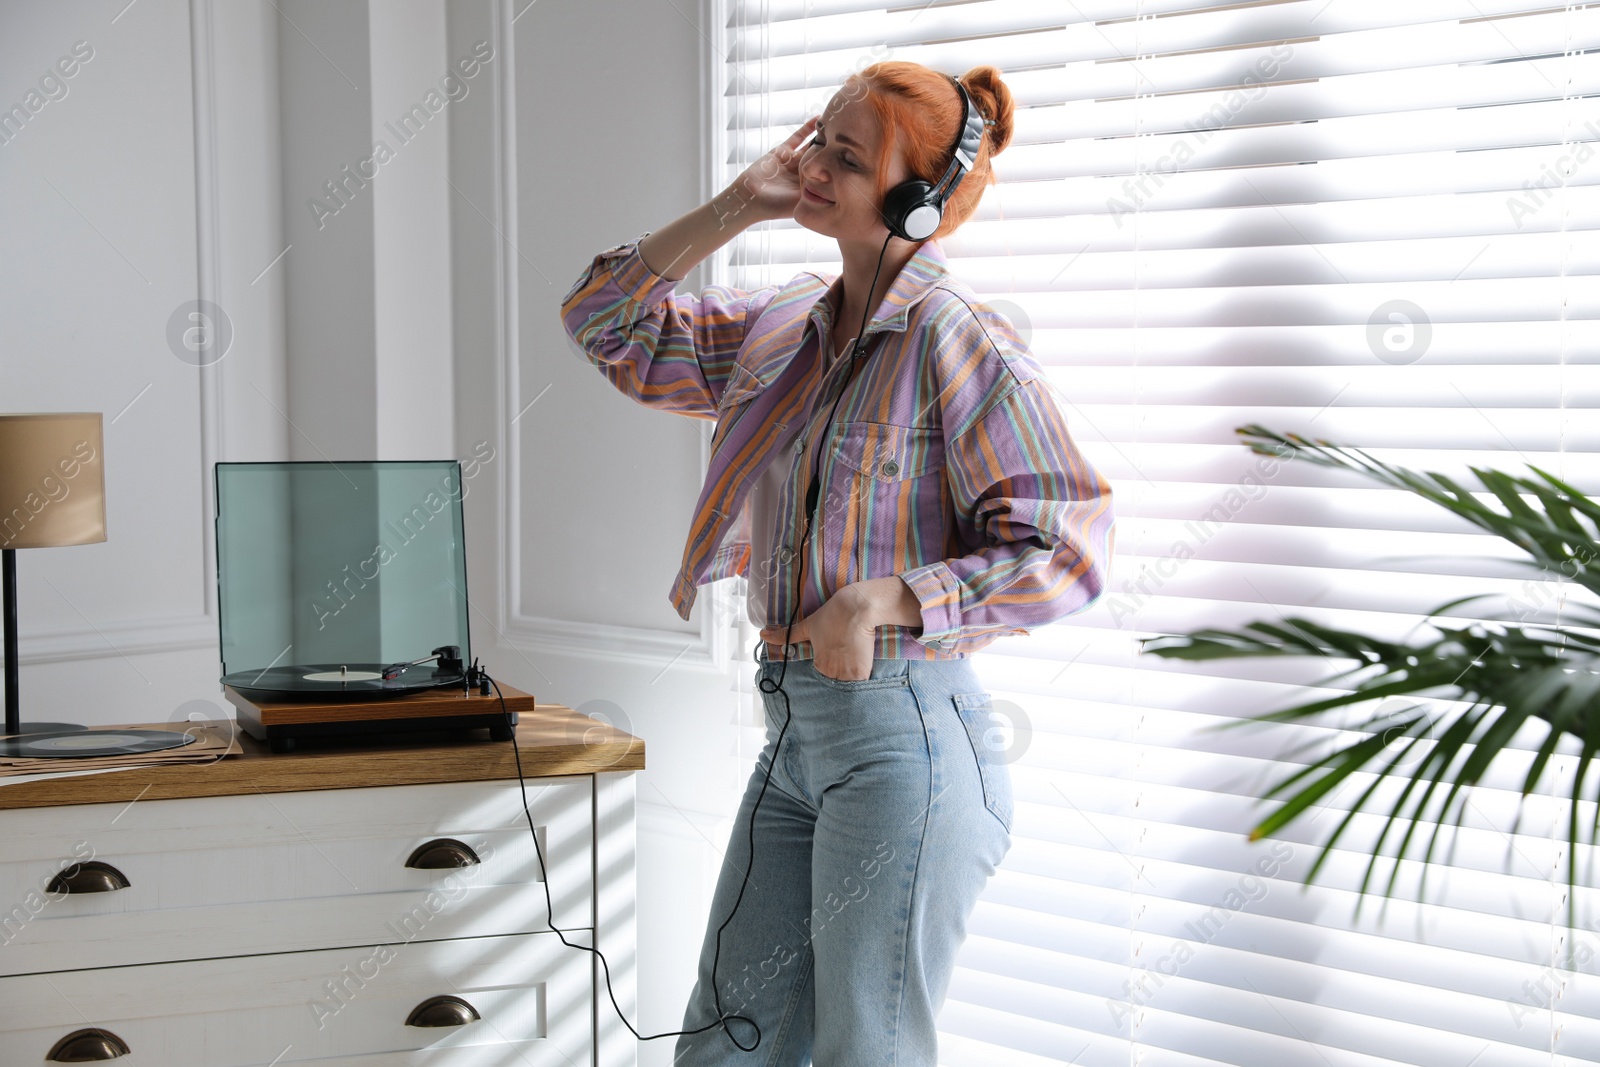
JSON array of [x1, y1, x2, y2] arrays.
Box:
[[561, 237, 1113, 659]]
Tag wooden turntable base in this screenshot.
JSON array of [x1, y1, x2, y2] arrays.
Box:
[[224, 681, 537, 753]]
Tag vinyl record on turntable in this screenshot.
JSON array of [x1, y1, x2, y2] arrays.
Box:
[[0, 729, 197, 759], [221, 663, 466, 702]]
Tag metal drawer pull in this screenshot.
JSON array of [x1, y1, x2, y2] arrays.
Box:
[[405, 838, 480, 869], [46, 861, 130, 895], [406, 994, 481, 1027], [47, 1028, 130, 1061]]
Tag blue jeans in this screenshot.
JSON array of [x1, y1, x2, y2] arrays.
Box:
[[672, 657, 1013, 1066]]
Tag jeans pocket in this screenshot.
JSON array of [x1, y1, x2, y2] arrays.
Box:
[[811, 660, 911, 692], [953, 692, 1015, 833]]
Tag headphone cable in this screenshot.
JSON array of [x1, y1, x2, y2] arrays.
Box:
[[704, 229, 893, 1047]]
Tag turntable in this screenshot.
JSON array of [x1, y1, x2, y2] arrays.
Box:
[[215, 460, 519, 752]]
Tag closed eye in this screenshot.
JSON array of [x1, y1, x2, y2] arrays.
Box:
[[813, 127, 863, 172]]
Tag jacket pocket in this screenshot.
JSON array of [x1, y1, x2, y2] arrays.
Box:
[[823, 422, 946, 571], [953, 692, 1015, 833], [832, 421, 943, 482]]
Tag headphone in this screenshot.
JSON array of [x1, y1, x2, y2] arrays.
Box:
[[880, 75, 988, 243]]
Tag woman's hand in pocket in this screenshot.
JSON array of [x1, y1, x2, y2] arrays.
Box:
[[762, 583, 875, 681], [760, 577, 923, 681]]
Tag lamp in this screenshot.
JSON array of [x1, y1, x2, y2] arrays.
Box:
[[0, 413, 107, 736]]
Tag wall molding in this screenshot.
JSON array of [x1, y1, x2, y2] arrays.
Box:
[[14, 614, 219, 667], [491, 0, 517, 650], [12, 0, 224, 669], [505, 614, 724, 672], [190, 0, 224, 624], [488, 0, 732, 674]]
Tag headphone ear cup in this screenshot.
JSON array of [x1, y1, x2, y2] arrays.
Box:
[[881, 180, 935, 242]]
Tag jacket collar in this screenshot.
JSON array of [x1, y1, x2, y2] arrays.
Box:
[[806, 239, 952, 338]]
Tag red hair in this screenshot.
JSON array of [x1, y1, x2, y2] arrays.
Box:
[[853, 62, 1015, 240]]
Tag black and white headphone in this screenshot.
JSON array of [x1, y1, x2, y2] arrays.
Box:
[[880, 75, 988, 243]]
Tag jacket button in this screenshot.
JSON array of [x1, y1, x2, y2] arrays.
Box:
[[881, 460, 900, 477], [777, 547, 794, 564]]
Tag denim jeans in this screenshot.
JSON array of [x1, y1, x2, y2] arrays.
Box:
[[672, 656, 1013, 1066]]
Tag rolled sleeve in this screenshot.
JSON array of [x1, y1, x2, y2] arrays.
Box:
[[560, 237, 775, 418], [560, 235, 668, 304], [899, 563, 964, 650], [606, 239, 678, 305]]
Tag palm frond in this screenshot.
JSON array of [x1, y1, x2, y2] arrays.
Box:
[[1141, 427, 1600, 924], [1236, 425, 1600, 602]]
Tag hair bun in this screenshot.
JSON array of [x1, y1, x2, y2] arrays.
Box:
[[959, 65, 1014, 157]]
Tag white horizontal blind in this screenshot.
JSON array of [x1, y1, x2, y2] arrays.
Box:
[[714, 3, 1600, 1065]]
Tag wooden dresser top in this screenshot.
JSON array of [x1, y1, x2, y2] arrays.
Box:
[[0, 703, 644, 811]]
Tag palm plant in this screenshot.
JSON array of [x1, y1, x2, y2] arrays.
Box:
[[1143, 426, 1600, 920]]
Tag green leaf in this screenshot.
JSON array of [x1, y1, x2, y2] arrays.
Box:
[[1142, 426, 1600, 924]]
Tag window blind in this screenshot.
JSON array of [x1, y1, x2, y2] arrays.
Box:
[[713, 3, 1599, 1064]]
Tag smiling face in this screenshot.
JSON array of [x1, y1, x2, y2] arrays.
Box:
[[793, 81, 913, 244]]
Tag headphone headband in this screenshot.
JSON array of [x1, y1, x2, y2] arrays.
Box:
[[930, 77, 985, 201], [880, 75, 987, 242]]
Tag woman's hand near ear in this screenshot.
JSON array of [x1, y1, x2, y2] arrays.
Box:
[[722, 116, 818, 225]]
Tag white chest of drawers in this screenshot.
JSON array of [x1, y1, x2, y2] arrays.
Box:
[[0, 705, 643, 1067]]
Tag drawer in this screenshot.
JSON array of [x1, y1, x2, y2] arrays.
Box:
[[0, 930, 593, 1066], [0, 779, 593, 976]]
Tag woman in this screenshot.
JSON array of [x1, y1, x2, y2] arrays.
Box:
[[562, 61, 1112, 1066]]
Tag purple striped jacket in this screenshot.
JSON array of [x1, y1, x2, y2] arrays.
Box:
[[561, 237, 1113, 659]]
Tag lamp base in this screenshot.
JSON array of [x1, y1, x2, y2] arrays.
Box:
[[4, 548, 92, 739]]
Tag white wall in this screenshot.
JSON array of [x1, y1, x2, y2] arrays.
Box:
[[446, 0, 745, 1050], [0, 0, 276, 724], [3, 0, 742, 1055], [370, 1, 455, 461]]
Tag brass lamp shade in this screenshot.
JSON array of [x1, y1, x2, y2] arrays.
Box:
[[0, 413, 107, 550]]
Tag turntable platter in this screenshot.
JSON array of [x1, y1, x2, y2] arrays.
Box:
[[221, 663, 465, 702]]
